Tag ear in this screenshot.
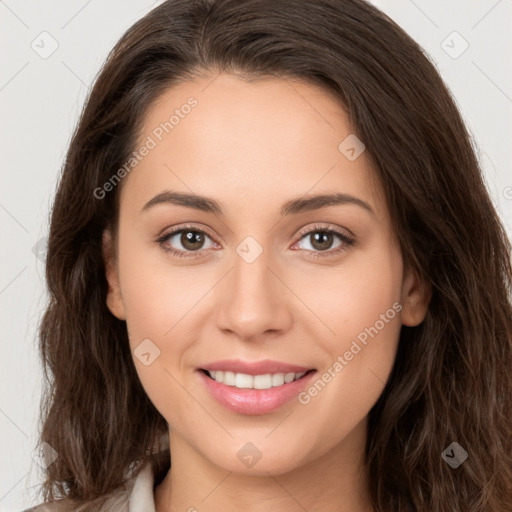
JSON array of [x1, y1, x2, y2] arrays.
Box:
[[102, 229, 126, 321], [400, 264, 431, 326]]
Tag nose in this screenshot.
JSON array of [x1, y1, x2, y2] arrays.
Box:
[[215, 243, 292, 343]]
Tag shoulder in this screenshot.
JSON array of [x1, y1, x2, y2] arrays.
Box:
[[22, 462, 156, 512], [21, 500, 74, 512], [21, 493, 121, 512]]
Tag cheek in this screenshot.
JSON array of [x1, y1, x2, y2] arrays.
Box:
[[291, 237, 403, 352], [116, 250, 197, 428], [114, 238, 214, 414], [116, 233, 196, 344], [292, 241, 403, 433]]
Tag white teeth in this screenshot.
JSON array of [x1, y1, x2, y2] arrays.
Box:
[[223, 371, 236, 386], [284, 372, 295, 383], [271, 373, 285, 386], [253, 374, 272, 389], [207, 370, 308, 389], [235, 373, 253, 388]]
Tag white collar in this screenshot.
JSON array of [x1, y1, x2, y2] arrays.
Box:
[[127, 462, 156, 512]]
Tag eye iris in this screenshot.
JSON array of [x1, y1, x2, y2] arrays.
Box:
[[181, 230, 204, 250], [311, 231, 333, 251]]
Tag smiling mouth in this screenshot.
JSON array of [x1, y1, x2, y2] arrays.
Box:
[[200, 368, 316, 390]]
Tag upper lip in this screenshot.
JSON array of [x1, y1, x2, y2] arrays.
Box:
[[200, 359, 315, 375]]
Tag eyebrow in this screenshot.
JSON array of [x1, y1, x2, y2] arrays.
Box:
[[141, 190, 375, 217]]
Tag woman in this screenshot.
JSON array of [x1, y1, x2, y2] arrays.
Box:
[[28, 0, 512, 510]]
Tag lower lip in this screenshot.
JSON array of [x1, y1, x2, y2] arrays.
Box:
[[197, 370, 317, 415]]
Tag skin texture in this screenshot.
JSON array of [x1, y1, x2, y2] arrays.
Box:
[[103, 73, 429, 512]]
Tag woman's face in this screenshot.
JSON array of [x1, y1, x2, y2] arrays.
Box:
[[104, 73, 428, 476]]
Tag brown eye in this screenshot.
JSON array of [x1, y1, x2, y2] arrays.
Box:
[[157, 226, 216, 258], [309, 231, 335, 251], [180, 230, 206, 251], [293, 225, 355, 259]]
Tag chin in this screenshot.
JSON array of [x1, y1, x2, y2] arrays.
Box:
[[200, 439, 310, 476]]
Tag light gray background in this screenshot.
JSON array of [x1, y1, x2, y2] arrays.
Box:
[[1, 0, 511, 510]]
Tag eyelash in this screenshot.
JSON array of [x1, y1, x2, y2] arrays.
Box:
[[156, 223, 355, 260]]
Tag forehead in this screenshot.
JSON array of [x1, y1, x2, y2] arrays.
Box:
[[121, 73, 385, 220]]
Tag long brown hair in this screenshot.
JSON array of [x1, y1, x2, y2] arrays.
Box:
[[38, 0, 512, 510]]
